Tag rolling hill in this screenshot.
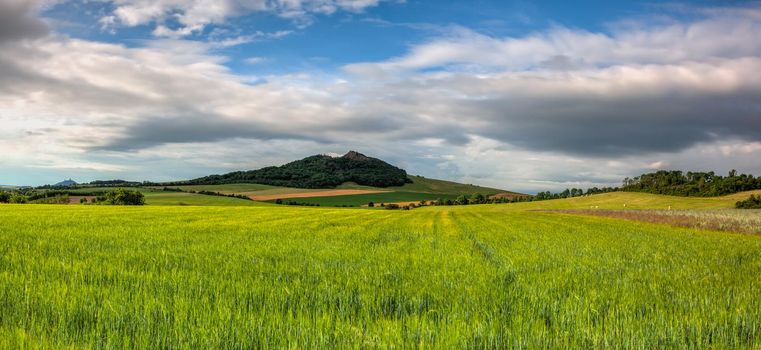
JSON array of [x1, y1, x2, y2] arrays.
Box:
[[157, 151, 520, 206], [181, 151, 411, 188]]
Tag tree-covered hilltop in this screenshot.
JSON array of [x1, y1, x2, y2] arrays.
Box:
[[622, 170, 761, 197], [179, 151, 412, 188]]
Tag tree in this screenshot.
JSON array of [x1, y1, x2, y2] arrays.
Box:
[[9, 193, 28, 204], [456, 194, 469, 205], [471, 193, 485, 204], [0, 191, 9, 203], [102, 188, 145, 205], [368, 202, 375, 207]]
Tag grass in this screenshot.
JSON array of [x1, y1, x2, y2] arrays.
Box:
[[545, 209, 761, 234], [144, 176, 512, 206], [142, 192, 268, 206], [1, 203, 760, 348], [149, 183, 278, 193], [390, 176, 509, 195], [497, 190, 761, 211], [269, 191, 459, 206]]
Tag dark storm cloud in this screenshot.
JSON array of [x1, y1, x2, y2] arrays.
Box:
[[472, 90, 761, 156], [95, 115, 325, 151], [0, 1, 48, 44]]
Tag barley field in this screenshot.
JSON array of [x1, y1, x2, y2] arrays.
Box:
[[1, 203, 760, 348]]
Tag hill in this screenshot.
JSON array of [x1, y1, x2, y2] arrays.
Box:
[[182, 151, 411, 188], [53, 179, 77, 187]]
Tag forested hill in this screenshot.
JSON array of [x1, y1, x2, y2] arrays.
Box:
[[180, 151, 412, 188], [621, 170, 761, 197]]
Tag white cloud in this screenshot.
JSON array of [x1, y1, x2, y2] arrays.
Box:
[[1, 2, 761, 189], [244, 56, 269, 65], [99, 0, 387, 37]]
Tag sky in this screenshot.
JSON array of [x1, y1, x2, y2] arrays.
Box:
[[1, 0, 760, 193]]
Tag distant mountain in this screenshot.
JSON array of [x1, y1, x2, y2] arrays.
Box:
[[53, 179, 77, 187], [182, 151, 412, 188]]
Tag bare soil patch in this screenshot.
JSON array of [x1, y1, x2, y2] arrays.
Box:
[[69, 196, 95, 204], [251, 189, 389, 201]]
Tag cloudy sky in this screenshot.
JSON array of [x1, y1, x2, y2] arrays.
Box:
[[1, 0, 760, 193]]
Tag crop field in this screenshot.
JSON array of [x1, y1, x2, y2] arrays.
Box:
[[1, 201, 760, 348], [141, 192, 267, 206], [150, 176, 513, 206], [506, 190, 761, 211], [267, 191, 459, 206]]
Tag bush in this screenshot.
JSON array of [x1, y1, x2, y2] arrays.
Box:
[[100, 188, 145, 205], [368, 202, 374, 207], [385, 204, 400, 210], [736, 195, 761, 209], [0, 191, 9, 203]]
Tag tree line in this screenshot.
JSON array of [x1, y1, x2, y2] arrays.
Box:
[[621, 170, 761, 197], [0, 188, 145, 205]]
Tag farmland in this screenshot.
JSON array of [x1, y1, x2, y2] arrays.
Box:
[[1, 195, 761, 348], [149, 175, 512, 206]]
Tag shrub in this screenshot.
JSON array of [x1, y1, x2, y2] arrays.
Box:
[[368, 202, 374, 207], [736, 195, 761, 209]]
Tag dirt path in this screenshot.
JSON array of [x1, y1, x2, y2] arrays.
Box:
[[250, 189, 389, 201]]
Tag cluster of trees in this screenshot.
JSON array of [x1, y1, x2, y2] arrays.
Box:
[[0, 188, 144, 205], [178, 152, 412, 189], [622, 170, 761, 197], [97, 189, 145, 205], [534, 187, 618, 200], [736, 195, 761, 209], [0, 191, 29, 203], [179, 189, 252, 201], [274, 199, 322, 206]]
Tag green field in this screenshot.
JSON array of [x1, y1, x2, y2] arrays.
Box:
[[150, 176, 514, 206], [1, 198, 760, 348], [63, 187, 261, 206], [502, 189, 761, 211], [271, 191, 459, 206], [141, 192, 268, 206]]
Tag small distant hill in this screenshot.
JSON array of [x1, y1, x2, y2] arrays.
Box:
[[53, 179, 77, 187], [89, 179, 141, 186], [183, 151, 412, 188]]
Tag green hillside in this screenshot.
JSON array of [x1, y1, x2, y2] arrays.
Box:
[[390, 175, 509, 195]]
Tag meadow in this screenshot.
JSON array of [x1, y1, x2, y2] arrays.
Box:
[[149, 176, 513, 207], [1, 199, 760, 348]]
